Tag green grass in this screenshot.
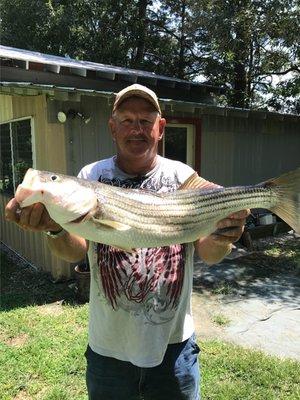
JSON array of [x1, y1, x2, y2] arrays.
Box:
[[212, 314, 231, 326], [201, 341, 300, 400], [1, 250, 300, 399], [0, 304, 88, 400], [211, 283, 234, 296], [263, 238, 300, 266]]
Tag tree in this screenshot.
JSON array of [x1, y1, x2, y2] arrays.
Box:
[[190, 0, 300, 110], [147, 0, 199, 78], [0, 0, 298, 113]]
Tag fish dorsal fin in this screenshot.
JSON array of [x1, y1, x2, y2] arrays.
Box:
[[179, 172, 211, 190], [92, 217, 131, 231]]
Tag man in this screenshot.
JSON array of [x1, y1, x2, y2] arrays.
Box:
[[5, 84, 249, 400]]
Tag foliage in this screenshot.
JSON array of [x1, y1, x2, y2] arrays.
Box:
[[0, 0, 299, 113], [190, 0, 300, 109], [212, 314, 231, 326]]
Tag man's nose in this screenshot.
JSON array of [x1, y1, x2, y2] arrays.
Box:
[[131, 120, 143, 131]]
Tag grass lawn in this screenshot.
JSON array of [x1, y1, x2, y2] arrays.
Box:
[[1, 250, 299, 399]]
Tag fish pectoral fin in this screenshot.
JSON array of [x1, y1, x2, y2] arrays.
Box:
[[111, 245, 136, 253], [70, 202, 102, 224], [71, 210, 95, 223], [92, 217, 131, 231]]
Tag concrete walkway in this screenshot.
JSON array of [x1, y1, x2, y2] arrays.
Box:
[[192, 236, 300, 361]]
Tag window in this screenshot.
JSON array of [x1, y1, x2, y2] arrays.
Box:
[[0, 118, 33, 195], [163, 124, 195, 168]]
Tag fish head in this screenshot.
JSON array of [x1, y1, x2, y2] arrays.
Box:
[[15, 168, 98, 225]]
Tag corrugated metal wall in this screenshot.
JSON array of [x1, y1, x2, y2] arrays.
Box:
[[1, 94, 115, 279], [64, 96, 115, 175], [0, 94, 13, 121], [1, 197, 71, 278], [200, 114, 300, 186], [1, 93, 299, 280], [46, 95, 115, 176], [0, 94, 71, 279]]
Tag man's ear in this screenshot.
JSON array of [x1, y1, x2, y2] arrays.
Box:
[[158, 118, 166, 140], [109, 117, 116, 141]]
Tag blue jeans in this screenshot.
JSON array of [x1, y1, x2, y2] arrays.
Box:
[[85, 335, 201, 400]]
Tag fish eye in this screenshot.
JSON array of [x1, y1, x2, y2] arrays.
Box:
[[50, 175, 59, 181]]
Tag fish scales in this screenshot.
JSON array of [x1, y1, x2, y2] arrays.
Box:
[[14, 168, 300, 250], [93, 187, 276, 235]]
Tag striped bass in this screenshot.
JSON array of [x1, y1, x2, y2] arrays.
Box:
[[15, 168, 300, 251]]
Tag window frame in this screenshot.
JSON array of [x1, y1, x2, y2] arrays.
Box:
[[0, 116, 36, 194], [163, 123, 195, 168]]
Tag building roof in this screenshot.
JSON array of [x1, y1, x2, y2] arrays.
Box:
[[0, 45, 221, 94], [0, 46, 299, 121]]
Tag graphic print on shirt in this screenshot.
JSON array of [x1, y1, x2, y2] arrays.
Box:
[[94, 173, 186, 325]]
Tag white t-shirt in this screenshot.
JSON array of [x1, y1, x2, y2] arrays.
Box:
[[78, 155, 199, 367]]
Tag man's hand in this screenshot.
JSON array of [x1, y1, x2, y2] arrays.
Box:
[[5, 199, 88, 263], [5, 198, 61, 232], [211, 209, 250, 246], [194, 209, 250, 264]]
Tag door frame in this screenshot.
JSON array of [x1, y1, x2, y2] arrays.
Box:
[[160, 117, 202, 174]]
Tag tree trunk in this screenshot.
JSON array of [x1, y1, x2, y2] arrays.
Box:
[[231, 24, 248, 108], [177, 1, 187, 79], [132, 0, 148, 68]]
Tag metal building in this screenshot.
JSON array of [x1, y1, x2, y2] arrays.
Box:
[[1, 45, 299, 278]]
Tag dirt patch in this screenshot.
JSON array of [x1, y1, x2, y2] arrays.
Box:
[[13, 390, 32, 400], [37, 302, 64, 316], [1, 245, 76, 310], [5, 333, 29, 348], [192, 294, 225, 340]]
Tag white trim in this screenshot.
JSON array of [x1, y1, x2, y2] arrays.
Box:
[[0, 115, 34, 124], [9, 122, 16, 190], [30, 118, 37, 169]]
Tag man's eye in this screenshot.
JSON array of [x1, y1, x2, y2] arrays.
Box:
[[121, 119, 132, 124], [141, 119, 152, 125]]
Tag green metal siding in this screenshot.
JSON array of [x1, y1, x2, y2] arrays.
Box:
[[200, 115, 300, 186]]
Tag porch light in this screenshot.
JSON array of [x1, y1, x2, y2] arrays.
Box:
[[57, 109, 91, 124]]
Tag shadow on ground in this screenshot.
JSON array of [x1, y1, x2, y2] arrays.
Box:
[[193, 236, 300, 306], [0, 251, 78, 311], [192, 234, 300, 359]]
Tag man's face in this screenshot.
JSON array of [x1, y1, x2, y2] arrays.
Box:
[[109, 97, 166, 163]]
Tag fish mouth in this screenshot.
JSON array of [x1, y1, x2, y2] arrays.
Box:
[[15, 184, 42, 208]]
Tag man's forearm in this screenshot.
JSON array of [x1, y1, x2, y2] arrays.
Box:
[[194, 236, 232, 265], [46, 232, 88, 263]]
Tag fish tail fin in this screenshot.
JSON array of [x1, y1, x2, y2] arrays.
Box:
[[264, 167, 300, 233]]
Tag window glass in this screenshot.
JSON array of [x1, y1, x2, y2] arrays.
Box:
[[0, 123, 13, 194], [0, 119, 32, 194], [11, 120, 33, 188], [164, 127, 187, 164], [164, 124, 195, 167]]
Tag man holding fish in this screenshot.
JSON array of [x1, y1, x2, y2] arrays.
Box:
[[6, 84, 250, 399]]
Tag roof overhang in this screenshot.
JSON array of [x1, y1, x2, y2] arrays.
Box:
[[1, 81, 299, 122], [0, 45, 222, 97]]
